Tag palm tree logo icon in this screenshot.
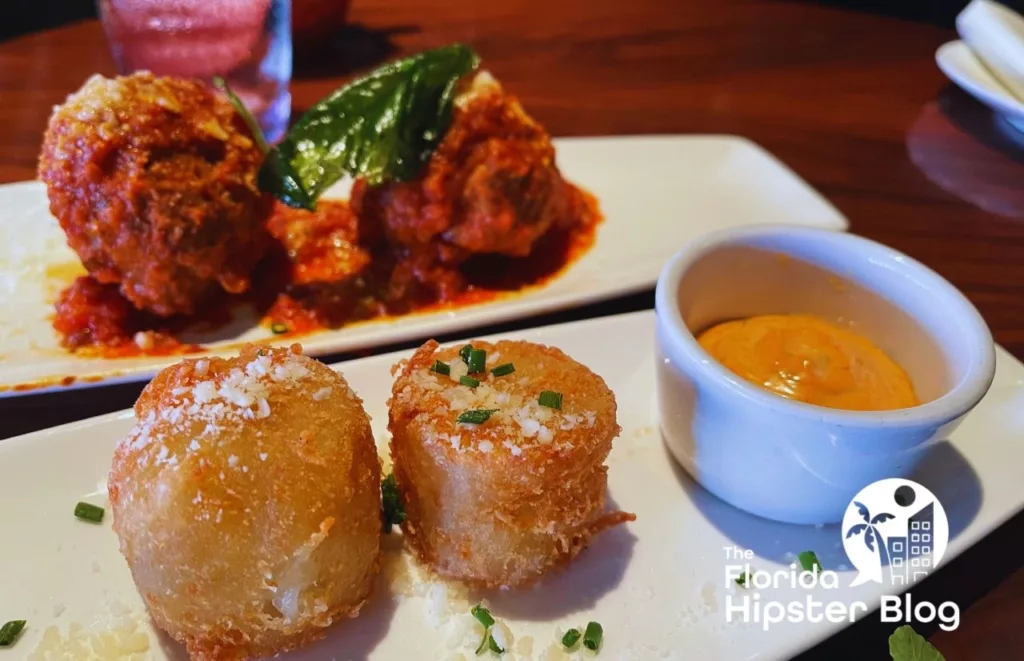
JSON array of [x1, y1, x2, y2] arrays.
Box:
[[842, 479, 950, 588], [845, 502, 895, 581]]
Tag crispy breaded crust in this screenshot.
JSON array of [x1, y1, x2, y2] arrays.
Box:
[[109, 344, 381, 660], [388, 339, 634, 588]]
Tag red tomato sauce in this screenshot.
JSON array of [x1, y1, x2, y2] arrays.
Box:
[[51, 189, 601, 357]]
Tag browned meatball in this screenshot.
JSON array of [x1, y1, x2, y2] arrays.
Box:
[[351, 72, 578, 301], [39, 72, 271, 317]]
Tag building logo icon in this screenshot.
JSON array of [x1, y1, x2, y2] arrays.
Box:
[[842, 478, 949, 588]]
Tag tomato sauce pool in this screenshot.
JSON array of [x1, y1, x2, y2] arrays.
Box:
[[51, 189, 602, 358]]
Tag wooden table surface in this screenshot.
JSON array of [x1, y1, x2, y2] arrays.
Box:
[[1, 1, 1022, 658]]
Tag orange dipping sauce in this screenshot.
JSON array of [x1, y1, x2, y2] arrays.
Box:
[[697, 314, 918, 411]]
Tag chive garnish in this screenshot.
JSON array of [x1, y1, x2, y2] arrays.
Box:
[[0, 620, 26, 647], [457, 409, 498, 425], [490, 363, 515, 377], [467, 348, 486, 373], [459, 344, 474, 362], [271, 322, 288, 334], [471, 604, 495, 628], [583, 621, 603, 651], [488, 635, 504, 654], [460, 375, 480, 388], [735, 572, 750, 587], [381, 473, 406, 533], [431, 360, 451, 376], [538, 391, 562, 409], [471, 605, 497, 655], [561, 628, 582, 649], [74, 501, 104, 523], [798, 550, 821, 573], [475, 632, 489, 655]]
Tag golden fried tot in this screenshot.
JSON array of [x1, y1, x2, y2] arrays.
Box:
[[388, 339, 634, 589], [108, 344, 381, 660]]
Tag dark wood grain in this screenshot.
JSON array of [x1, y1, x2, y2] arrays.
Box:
[[0, 1, 1022, 658]]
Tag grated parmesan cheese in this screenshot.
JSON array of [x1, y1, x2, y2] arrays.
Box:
[[118, 351, 318, 471], [28, 609, 151, 661], [407, 356, 597, 457], [381, 548, 556, 659]]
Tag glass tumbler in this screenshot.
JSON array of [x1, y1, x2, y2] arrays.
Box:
[[97, 0, 292, 143]]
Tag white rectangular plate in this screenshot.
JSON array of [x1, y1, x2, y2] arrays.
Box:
[[0, 135, 846, 396], [1, 311, 1022, 660]]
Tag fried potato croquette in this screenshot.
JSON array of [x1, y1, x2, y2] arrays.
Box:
[[388, 339, 635, 588], [108, 344, 381, 660], [39, 72, 271, 316]]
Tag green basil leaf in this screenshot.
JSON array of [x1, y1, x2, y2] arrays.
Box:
[[889, 625, 945, 661], [260, 43, 480, 209]]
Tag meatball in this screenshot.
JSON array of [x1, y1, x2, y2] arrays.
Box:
[[108, 344, 382, 660], [39, 72, 272, 316], [388, 339, 635, 588], [351, 72, 579, 301]]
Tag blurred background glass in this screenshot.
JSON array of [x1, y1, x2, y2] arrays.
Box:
[[96, 0, 292, 142]]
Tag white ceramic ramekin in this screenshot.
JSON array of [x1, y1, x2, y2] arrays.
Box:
[[654, 225, 996, 525]]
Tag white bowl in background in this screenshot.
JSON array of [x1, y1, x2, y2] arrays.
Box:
[[957, 0, 1024, 102], [935, 40, 1024, 133], [654, 225, 996, 525]]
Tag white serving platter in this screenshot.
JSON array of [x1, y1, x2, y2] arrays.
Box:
[[0, 135, 846, 396], [1, 310, 1022, 660]]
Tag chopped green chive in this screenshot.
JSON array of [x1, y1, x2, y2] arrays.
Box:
[[381, 473, 406, 533], [469, 605, 504, 656], [256, 348, 267, 356], [475, 631, 489, 655], [470, 604, 495, 628], [467, 348, 486, 373], [457, 409, 499, 425], [0, 620, 26, 647], [583, 621, 603, 651], [459, 344, 474, 362], [270, 322, 288, 334], [798, 550, 821, 573], [431, 360, 451, 376], [561, 628, 582, 649], [74, 501, 104, 523], [490, 363, 515, 377], [735, 571, 751, 587], [538, 391, 562, 409], [460, 375, 481, 388]]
